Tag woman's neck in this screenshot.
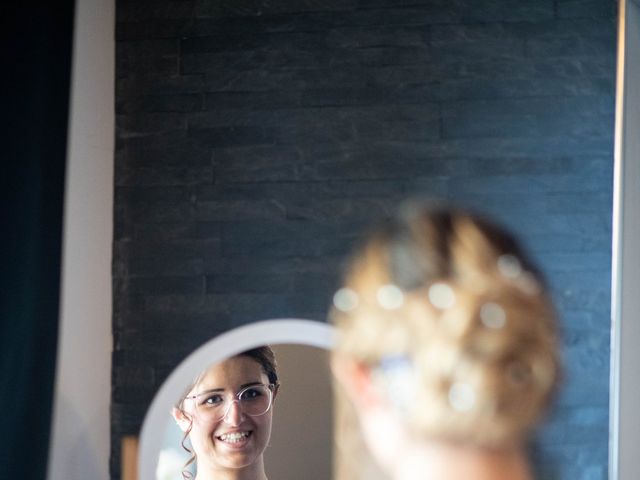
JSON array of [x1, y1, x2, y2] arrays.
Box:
[[195, 457, 268, 480], [195, 470, 267, 480], [392, 442, 533, 480]]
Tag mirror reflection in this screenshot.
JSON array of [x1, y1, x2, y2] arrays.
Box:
[[155, 343, 332, 480]]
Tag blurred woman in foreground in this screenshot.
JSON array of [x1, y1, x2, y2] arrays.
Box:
[[330, 202, 561, 480]]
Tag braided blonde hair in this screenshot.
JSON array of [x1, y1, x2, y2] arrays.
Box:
[[331, 203, 560, 476]]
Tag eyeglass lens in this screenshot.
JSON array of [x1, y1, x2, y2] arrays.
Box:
[[193, 384, 273, 422]]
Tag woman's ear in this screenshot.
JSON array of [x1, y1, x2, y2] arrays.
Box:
[[171, 407, 192, 433], [331, 354, 381, 410]]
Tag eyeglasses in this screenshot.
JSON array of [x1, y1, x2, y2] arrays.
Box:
[[184, 383, 276, 423]]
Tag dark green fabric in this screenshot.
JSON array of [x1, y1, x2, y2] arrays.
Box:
[[0, 3, 75, 479]]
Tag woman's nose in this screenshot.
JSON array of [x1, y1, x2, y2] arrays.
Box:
[[222, 400, 244, 425]]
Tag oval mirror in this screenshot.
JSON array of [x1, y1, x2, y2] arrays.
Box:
[[138, 318, 336, 480]]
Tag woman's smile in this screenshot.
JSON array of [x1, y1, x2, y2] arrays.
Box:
[[216, 430, 252, 444], [215, 429, 254, 450]]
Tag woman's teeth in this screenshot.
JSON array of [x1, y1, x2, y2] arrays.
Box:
[[218, 432, 250, 443]]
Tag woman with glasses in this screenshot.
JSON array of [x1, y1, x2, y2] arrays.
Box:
[[330, 202, 561, 480], [172, 346, 279, 480]]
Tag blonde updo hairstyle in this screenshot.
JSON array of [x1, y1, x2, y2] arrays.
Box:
[[331, 203, 561, 459]]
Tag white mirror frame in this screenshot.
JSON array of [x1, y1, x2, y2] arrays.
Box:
[[138, 318, 336, 480], [610, 1, 640, 479]]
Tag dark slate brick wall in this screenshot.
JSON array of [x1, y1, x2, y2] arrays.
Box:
[[113, 1, 617, 478]]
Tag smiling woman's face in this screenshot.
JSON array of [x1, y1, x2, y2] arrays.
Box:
[[178, 356, 275, 476]]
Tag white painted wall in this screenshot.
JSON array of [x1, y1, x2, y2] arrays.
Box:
[[610, 1, 640, 479], [267, 344, 333, 480], [47, 0, 114, 478]]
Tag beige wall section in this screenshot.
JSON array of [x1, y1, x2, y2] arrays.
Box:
[[267, 344, 334, 480], [47, 0, 114, 478]]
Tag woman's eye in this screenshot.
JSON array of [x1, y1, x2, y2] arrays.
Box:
[[202, 394, 223, 406], [240, 388, 262, 400]]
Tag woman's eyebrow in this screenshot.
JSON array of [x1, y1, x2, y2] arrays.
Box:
[[197, 388, 224, 394], [198, 381, 263, 394], [239, 381, 263, 389]]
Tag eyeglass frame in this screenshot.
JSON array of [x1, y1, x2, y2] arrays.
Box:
[[182, 382, 278, 422]]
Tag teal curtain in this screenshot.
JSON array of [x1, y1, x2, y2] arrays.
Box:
[[0, 3, 75, 479]]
